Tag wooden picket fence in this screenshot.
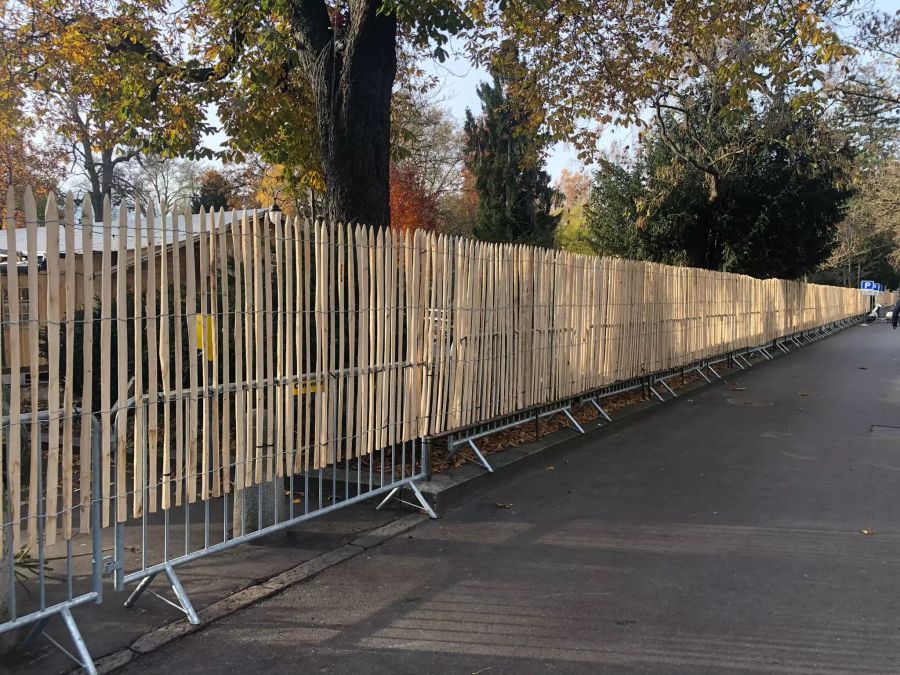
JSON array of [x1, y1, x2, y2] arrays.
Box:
[[0, 187, 866, 550]]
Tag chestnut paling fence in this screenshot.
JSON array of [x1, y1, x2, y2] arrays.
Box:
[[0, 186, 865, 671]]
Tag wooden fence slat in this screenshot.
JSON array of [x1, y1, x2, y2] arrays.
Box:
[[198, 207, 211, 499], [251, 212, 264, 481], [62, 194, 77, 536], [98, 195, 113, 527], [230, 211, 246, 505], [212, 209, 225, 497], [44, 194, 61, 545], [24, 188, 40, 545], [301, 220, 313, 472], [115, 203, 128, 521], [132, 206, 144, 518], [282, 215, 294, 477], [158, 202, 173, 510], [262, 213, 275, 480], [273, 213, 286, 477], [184, 206, 199, 502], [4, 188, 21, 546], [145, 204, 159, 512], [346, 224, 357, 459], [354, 225, 368, 457]]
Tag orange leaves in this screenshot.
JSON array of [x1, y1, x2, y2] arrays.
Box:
[[389, 164, 439, 232]]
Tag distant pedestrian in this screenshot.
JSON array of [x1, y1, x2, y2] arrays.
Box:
[[892, 296, 900, 329]]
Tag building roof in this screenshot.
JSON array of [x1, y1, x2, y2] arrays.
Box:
[[1, 210, 265, 256]]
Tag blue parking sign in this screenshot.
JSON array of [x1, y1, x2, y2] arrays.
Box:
[[861, 280, 875, 290]]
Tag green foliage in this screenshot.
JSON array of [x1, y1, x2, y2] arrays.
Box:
[[463, 72, 559, 247], [554, 204, 593, 255], [192, 170, 234, 213], [585, 94, 856, 279]]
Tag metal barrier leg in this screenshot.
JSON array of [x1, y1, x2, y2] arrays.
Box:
[[408, 482, 438, 519], [123, 565, 200, 625], [648, 383, 666, 402], [376, 487, 401, 511], [60, 607, 97, 675], [589, 398, 612, 423], [376, 481, 438, 519], [21, 618, 49, 648], [165, 566, 200, 625], [467, 439, 495, 473], [123, 572, 156, 608], [563, 408, 586, 434], [659, 378, 678, 397], [694, 366, 712, 383], [707, 364, 722, 379]]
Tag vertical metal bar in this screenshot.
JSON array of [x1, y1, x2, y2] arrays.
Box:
[[164, 509, 169, 563], [223, 491, 230, 543], [67, 540, 73, 600], [205, 361, 212, 550], [289, 471, 295, 521], [273, 459, 279, 527], [318, 466, 323, 511], [141, 405, 148, 572], [37, 421, 46, 610], [257, 481, 262, 532], [6, 517, 14, 620], [90, 416, 103, 602], [185, 459, 190, 556], [401, 439, 407, 482]]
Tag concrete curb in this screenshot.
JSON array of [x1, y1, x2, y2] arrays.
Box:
[[86, 513, 427, 673]]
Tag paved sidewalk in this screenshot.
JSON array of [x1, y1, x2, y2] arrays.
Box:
[[121, 323, 900, 674], [6, 502, 402, 675]]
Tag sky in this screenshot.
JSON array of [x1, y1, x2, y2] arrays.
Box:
[[420, 50, 595, 181]]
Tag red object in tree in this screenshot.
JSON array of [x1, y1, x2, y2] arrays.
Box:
[[389, 164, 438, 232]]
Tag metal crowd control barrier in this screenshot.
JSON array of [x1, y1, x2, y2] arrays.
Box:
[[107, 373, 436, 626], [1, 412, 102, 674]]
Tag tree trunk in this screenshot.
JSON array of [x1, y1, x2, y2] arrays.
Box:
[[299, 0, 397, 228]]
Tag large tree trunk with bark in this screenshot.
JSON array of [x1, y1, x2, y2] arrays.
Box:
[[292, 0, 397, 228]]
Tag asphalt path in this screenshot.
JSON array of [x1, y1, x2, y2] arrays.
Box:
[[123, 323, 900, 674]]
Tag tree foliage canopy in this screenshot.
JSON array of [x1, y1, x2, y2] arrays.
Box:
[[585, 90, 856, 278], [464, 72, 559, 247]]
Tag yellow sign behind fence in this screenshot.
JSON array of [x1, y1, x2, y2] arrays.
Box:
[[195, 315, 216, 362]]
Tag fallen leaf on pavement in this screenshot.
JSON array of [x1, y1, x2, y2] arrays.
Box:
[[545, 466, 555, 471], [731, 385, 746, 391], [798, 392, 810, 397], [861, 529, 875, 535], [495, 503, 513, 509]]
